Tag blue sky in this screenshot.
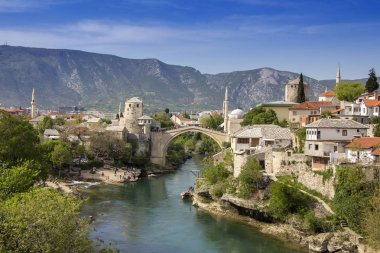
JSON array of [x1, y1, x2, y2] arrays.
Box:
[[0, 0, 379, 79]]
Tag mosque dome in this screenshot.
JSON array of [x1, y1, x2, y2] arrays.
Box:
[[229, 108, 245, 118]]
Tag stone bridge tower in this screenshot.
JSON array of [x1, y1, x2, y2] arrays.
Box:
[[122, 97, 143, 134]]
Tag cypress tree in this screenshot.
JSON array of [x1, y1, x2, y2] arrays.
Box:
[[297, 73, 306, 103], [366, 68, 379, 93]]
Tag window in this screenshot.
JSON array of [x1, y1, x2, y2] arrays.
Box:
[[137, 104, 139, 108], [357, 129, 360, 133], [293, 111, 297, 116], [315, 144, 319, 150], [129, 104, 131, 108], [237, 138, 249, 144], [309, 144, 312, 150], [342, 129, 347, 136], [317, 131, 321, 139]]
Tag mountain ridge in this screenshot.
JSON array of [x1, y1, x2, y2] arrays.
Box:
[[0, 45, 362, 112]]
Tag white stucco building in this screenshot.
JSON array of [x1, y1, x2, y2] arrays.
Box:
[[345, 137, 380, 165], [305, 118, 368, 170]]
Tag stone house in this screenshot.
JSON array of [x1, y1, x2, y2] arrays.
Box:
[[105, 125, 128, 141], [288, 101, 338, 128], [43, 129, 60, 140], [304, 118, 368, 170], [231, 125, 292, 155], [318, 90, 337, 102], [171, 114, 200, 127], [345, 137, 380, 165]]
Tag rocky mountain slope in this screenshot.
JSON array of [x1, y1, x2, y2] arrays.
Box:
[[0, 45, 338, 112]]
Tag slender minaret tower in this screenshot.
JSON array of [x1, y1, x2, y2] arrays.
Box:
[[31, 88, 36, 118], [118, 102, 122, 118], [223, 87, 229, 133], [336, 65, 341, 85]]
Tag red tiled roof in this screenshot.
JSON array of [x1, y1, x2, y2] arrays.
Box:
[[372, 148, 380, 156], [289, 101, 333, 110], [330, 108, 344, 113], [345, 137, 380, 149], [176, 114, 192, 121], [363, 99, 380, 107], [319, 91, 336, 97]]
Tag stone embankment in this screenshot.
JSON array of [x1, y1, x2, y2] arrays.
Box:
[[191, 191, 361, 253]]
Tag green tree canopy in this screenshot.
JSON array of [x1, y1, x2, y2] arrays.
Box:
[[268, 182, 313, 219], [365, 68, 379, 93], [335, 82, 365, 102], [237, 158, 263, 199], [362, 186, 380, 250], [151, 111, 173, 128], [51, 142, 72, 169], [241, 106, 281, 126], [334, 166, 377, 231], [0, 161, 44, 200], [38, 115, 54, 134], [297, 73, 306, 103], [0, 187, 94, 253], [200, 113, 223, 130], [0, 114, 40, 165]]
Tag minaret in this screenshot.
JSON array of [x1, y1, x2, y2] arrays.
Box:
[[223, 87, 229, 133], [336, 65, 341, 85], [31, 88, 36, 118], [118, 102, 122, 118]]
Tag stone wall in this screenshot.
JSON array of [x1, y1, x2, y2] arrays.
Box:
[[265, 149, 310, 175], [297, 169, 335, 199], [265, 149, 335, 199]]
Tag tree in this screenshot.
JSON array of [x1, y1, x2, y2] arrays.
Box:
[[53, 117, 65, 126], [0, 114, 40, 165], [268, 182, 312, 219], [164, 108, 170, 114], [362, 187, 380, 250], [297, 73, 306, 103], [200, 113, 223, 130], [183, 112, 191, 119], [374, 124, 380, 137], [365, 68, 379, 93], [320, 111, 338, 119], [237, 158, 263, 198], [51, 142, 72, 169], [0, 188, 94, 253], [0, 161, 44, 200], [241, 106, 280, 126], [335, 82, 365, 102], [151, 111, 173, 128], [334, 166, 377, 231], [38, 115, 54, 134]]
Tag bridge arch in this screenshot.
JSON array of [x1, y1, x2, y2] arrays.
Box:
[[150, 126, 228, 167]]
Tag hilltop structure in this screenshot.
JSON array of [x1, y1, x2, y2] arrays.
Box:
[[284, 78, 309, 103]]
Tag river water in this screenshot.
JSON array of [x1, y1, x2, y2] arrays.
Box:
[[81, 156, 306, 253]]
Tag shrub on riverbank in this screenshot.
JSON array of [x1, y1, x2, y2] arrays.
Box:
[[268, 182, 313, 219], [334, 166, 378, 232], [237, 158, 262, 199]]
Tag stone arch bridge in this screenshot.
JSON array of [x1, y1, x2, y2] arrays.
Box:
[[150, 126, 228, 167]]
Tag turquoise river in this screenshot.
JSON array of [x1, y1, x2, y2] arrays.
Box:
[[81, 156, 307, 253]]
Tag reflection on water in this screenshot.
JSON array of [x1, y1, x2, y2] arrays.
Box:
[[81, 156, 306, 253]]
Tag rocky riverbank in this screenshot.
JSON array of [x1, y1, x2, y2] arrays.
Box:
[[191, 192, 362, 253]]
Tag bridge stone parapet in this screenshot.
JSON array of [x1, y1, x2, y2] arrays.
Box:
[[150, 126, 228, 167]]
